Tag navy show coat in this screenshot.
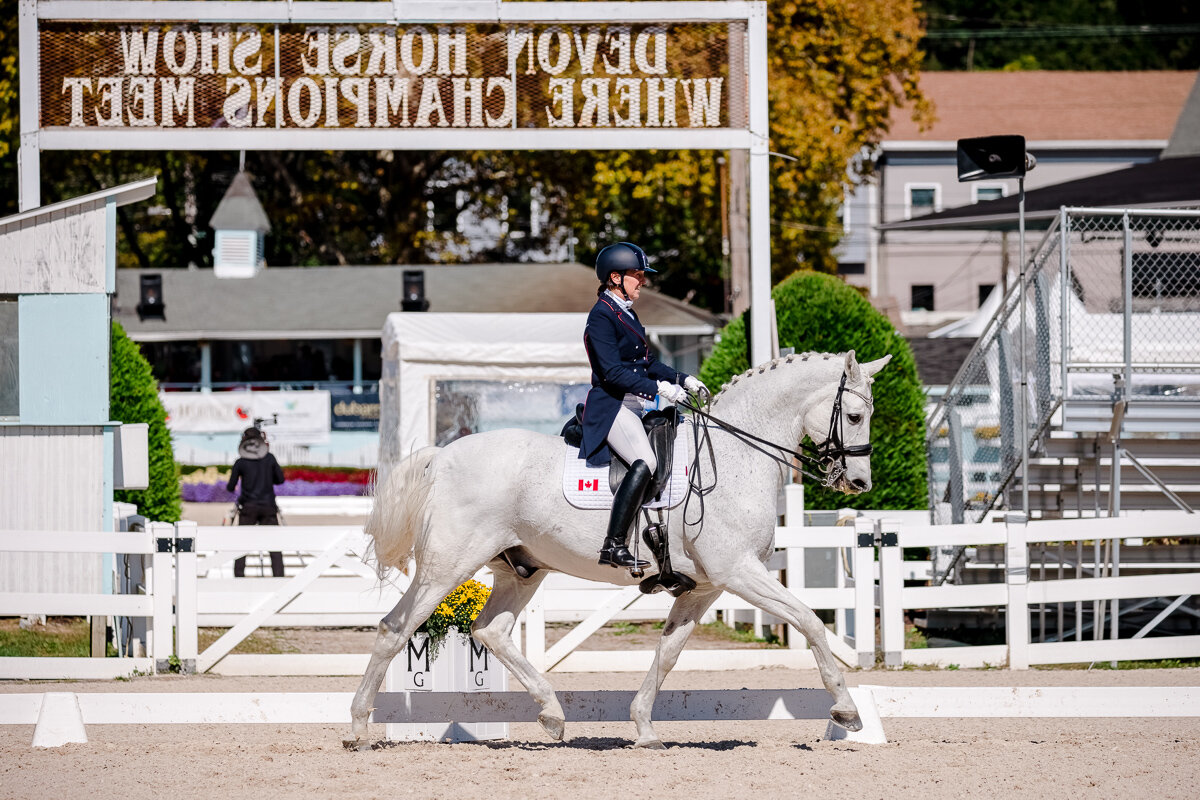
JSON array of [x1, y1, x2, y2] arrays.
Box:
[[579, 293, 685, 466]]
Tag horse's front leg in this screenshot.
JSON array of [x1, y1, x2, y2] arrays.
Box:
[[722, 561, 863, 732], [630, 585, 722, 749], [347, 570, 475, 748], [470, 568, 566, 741]]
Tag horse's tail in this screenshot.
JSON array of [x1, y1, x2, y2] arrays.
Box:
[[365, 446, 439, 577]]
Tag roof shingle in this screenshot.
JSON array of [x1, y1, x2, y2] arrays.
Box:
[[888, 71, 1197, 143]]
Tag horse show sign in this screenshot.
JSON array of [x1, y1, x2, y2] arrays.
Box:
[[41, 21, 740, 132], [18, 0, 775, 364]]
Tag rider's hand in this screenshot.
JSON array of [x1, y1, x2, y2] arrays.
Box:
[[657, 381, 688, 405], [683, 375, 710, 400]]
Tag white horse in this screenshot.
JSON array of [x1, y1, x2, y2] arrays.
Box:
[[349, 350, 891, 748]]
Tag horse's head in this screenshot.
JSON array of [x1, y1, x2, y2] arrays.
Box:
[[801, 350, 891, 494]]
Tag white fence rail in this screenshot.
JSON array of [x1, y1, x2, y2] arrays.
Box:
[[0, 516, 171, 680], [876, 512, 1200, 668], [3, 498, 1199, 678]]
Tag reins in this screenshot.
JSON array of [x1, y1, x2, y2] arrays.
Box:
[[677, 373, 876, 532]]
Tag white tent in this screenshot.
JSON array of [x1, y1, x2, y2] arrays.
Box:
[[379, 313, 592, 475]]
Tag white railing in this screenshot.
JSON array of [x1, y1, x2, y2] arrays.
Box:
[[173, 483, 877, 675], [0, 518, 173, 680], [5, 501, 1198, 679], [874, 511, 1200, 668], [518, 486, 877, 672]]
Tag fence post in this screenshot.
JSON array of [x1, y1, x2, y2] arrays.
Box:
[[525, 583, 546, 673], [148, 521, 175, 673], [853, 518, 876, 668], [783, 483, 805, 649], [877, 518, 904, 667], [1005, 512, 1030, 670], [174, 521, 199, 674]]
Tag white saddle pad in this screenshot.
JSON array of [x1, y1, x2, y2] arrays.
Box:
[[562, 420, 692, 510]]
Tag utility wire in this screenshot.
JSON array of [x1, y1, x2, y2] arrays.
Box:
[[925, 23, 1200, 41]]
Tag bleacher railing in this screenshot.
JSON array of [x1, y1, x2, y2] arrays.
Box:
[[926, 208, 1200, 526]]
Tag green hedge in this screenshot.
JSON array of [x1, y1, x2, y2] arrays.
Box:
[[698, 270, 927, 510], [111, 321, 182, 522]]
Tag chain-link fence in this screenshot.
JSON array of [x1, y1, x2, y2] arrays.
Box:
[[927, 209, 1200, 524]]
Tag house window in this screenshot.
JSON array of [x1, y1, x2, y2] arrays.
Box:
[[973, 184, 1006, 203], [979, 283, 996, 306], [905, 184, 940, 218], [838, 262, 866, 275], [911, 284, 935, 311], [0, 298, 17, 418]]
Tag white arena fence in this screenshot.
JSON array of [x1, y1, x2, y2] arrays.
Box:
[[0, 515, 172, 680], [8, 685, 1200, 749], [2, 492, 1199, 679], [878, 512, 1200, 669]]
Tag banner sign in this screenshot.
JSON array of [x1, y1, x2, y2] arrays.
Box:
[[39, 21, 743, 132], [330, 388, 381, 431], [161, 390, 331, 442]]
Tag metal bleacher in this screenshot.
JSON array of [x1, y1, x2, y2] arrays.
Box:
[[927, 208, 1200, 525]]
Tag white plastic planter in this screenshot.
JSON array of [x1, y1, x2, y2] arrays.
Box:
[[383, 631, 508, 742]]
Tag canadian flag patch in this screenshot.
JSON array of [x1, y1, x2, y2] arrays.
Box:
[[578, 479, 599, 492]]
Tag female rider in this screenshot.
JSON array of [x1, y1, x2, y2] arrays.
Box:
[[579, 242, 708, 568]]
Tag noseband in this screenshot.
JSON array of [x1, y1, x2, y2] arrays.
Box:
[[807, 372, 875, 486], [682, 372, 874, 488]]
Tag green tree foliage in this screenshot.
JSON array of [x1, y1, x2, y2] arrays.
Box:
[[698, 270, 927, 510], [765, 0, 929, 279], [0, 0, 17, 216], [922, 0, 1200, 71], [111, 322, 182, 522]]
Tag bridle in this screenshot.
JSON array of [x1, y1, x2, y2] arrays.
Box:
[[681, 371, 875, 491]]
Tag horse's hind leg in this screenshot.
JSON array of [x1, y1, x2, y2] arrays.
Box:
[[630, 585, 722, 749], [723, 562, 863, 732], [470, 568, 566, 741], [347, 566, 479, 747]]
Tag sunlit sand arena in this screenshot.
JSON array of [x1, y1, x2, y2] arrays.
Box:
[[3, 666, 1199, 800]]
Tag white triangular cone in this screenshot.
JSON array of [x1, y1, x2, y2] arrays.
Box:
[[823, 686, 887, 744], [32, 692, 87, 748]]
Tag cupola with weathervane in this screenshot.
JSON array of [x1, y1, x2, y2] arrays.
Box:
[[209, 170, 270, 278]]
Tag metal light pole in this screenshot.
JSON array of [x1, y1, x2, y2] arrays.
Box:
[[955, 136, 1037, 516], [1018, 173, 1028, 516]]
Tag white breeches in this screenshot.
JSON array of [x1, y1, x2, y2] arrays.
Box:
[[605, 400, 657, 474]]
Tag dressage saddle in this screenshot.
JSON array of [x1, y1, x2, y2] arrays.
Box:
[[560, 405, 694, 596], [560, 404, 678, 500]]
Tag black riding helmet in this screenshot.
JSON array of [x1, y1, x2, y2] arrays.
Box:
[[594, 242, 657, 283]]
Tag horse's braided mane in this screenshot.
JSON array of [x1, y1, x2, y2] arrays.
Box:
[[711, 351, 845, 407]]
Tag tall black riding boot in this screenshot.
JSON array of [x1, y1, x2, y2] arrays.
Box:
[[599, 460, 652, 569]]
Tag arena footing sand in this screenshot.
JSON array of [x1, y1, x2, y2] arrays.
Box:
[[2, 667, 1198, 799]]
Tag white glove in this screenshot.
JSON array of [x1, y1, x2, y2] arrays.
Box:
[[656, 381, 688, 405], [683, 375, 710, 399]]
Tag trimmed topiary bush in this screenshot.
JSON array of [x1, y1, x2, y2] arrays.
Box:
[[698, 270, 927, 510], [111, 321, 182, 522]]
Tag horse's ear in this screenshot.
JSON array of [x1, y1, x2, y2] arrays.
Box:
[[862, 354, 893, 380], [843, 350, 861, 383]]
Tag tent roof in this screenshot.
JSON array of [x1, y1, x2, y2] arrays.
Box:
[[879, 155, 1200, 232], [114, 263, 720, 341]]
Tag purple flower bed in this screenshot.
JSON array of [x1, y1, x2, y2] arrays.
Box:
[[182, 480, 368, 502]]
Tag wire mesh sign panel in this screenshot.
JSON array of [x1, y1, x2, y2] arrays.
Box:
[[38, 18, 747, 135]]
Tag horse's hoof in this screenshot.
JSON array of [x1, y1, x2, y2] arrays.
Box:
[[632, 738, 667, 750], [830, 705, 863, 733], [342, 738, 375, 752], [537, 712, 565, 741]]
